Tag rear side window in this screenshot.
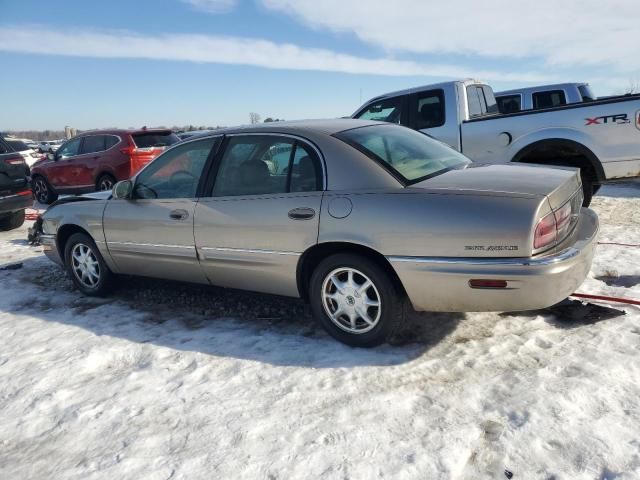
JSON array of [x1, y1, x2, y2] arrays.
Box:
[[212, 136, 321, 197], [105, 135, 120, 149], [6, 140, 29, 151], [132, 131, 180, 148], [81, 135, 105, 154], [467, 85, 499, 117], [532, 90, 566, 109], [414, 90, 445, 129], [496, 95, 522, 114], [355, 97, 403, 124], [0, 140, 8, 154]]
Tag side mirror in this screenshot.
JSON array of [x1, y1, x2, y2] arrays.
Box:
[[47, 153, 55, 161], [112, 180, 133, 200]]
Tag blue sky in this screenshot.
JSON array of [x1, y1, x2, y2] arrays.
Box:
[[1, 0, 638, 130]]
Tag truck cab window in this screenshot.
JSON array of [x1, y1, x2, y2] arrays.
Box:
[[532, 90, 567, 109]]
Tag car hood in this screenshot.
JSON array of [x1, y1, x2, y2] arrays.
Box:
[[410, 163, 581, 209]]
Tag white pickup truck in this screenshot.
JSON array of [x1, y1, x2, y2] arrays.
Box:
[[352, 79, 640, 205]]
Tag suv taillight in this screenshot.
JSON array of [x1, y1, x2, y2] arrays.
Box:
[[3, 155, 25, 166]]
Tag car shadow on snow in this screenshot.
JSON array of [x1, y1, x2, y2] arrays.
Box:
[[597, 178, 640, 199], [0, 256, 464, 368], [501, 299, 625, 329]]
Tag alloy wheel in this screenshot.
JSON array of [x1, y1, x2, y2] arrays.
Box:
[[99, 177, 114, 191], [71, 243, 101, 289], [321, 267, 382, 334], [34, 178, 49, 203]]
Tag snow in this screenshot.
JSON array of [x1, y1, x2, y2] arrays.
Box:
[[1, 181, 639, 479]]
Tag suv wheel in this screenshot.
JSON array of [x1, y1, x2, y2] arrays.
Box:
[[33, 176, 58, 204], [0, 210, 26, 231], [97, 174, 116, 191], [64, 233, 113, 296], [309, 253, 406, 347]]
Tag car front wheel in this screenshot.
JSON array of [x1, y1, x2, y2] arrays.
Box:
[[309, 253, 406, 347], [32, 176, 58, 204], [64, 232, 113, 296]]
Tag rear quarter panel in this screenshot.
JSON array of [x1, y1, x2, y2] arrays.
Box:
[[318, 190, 543, 258]]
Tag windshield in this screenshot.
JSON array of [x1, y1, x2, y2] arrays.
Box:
[[335, 124, 470, 183]]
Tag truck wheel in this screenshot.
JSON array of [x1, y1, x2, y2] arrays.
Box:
[[32, 176, 58, 204], [309, 253, 406, 347], [96, 174, 116, 191], [0, 210, 25, 231], [64, 232, 113, 296]]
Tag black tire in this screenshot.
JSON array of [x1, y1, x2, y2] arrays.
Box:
[[64, 232, 113, 296], [309, 253, 406, 347], [96, 173, 116, 192], [580, 170, 594, 207], [0, 209, 26, 231], [32, 175, 58, 204]]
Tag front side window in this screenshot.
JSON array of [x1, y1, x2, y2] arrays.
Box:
[[355, 97, 403, 124], [134, 137, 217, 199], [414, 90, 445, 129], [212, 136, 321, 197], [532, 90, 566, 109], [335, 124, 470, 184], [81, 135, 105, 154], [57, 137, 82, 158]]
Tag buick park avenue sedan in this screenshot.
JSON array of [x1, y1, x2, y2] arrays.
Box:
[[40, 120, 598, 347]]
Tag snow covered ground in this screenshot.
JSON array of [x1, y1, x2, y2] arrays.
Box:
[[1, 182, 639, 480]]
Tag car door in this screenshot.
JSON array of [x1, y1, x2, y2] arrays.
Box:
[[48, 137, 83, 188], [103, 137, 219, 283], [194, 134, 324, 297], [74, 134, 106, 187]]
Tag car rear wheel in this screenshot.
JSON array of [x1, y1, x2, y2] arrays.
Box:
[[64, 232, 113, 296], [309, 253, 406, 347], [32, 176, 58, 204], [97, 174, 116, 192], [0, 209, 25, 231]]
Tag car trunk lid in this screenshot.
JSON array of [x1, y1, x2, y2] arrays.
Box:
[[410, 163, 581, 209]]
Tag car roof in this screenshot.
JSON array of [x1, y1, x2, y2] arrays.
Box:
[[75, 128, 175, 137], [206, 118, 384, 137]]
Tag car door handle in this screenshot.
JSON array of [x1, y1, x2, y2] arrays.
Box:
[[288, 207, 315, 220], [170, 209, 189, 220]]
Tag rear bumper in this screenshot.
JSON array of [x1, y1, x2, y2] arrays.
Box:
[[0, 190, 32, 216], [388, 208, 599, 312], [41, 233, 63, 266]]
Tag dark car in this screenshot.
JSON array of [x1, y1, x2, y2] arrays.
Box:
[[30, 128, 180, 204], [0, 135, 31, 231]]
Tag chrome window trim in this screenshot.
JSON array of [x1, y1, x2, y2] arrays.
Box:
[[75, 134, 122, 158], [108, 241, 194, 249]]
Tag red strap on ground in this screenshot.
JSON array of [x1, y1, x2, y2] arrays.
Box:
[[571, 293, 640, 306]]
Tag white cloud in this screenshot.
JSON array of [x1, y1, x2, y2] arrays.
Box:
[[180, 0, 237, 13], [0, 26, 553, 82], [260, 0, 640, 74]]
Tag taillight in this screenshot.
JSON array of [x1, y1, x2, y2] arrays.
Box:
[[534, 211, 557, 250], [3, 156, 25, 166]]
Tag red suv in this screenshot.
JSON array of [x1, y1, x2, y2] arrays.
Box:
[[30, 128, 180, 204]]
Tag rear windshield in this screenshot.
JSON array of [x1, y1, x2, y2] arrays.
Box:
[[7, 140, 29, 151], [579, 85, 596, 102], [335, 124, 470, 184], [132, 131, 180, 148]]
